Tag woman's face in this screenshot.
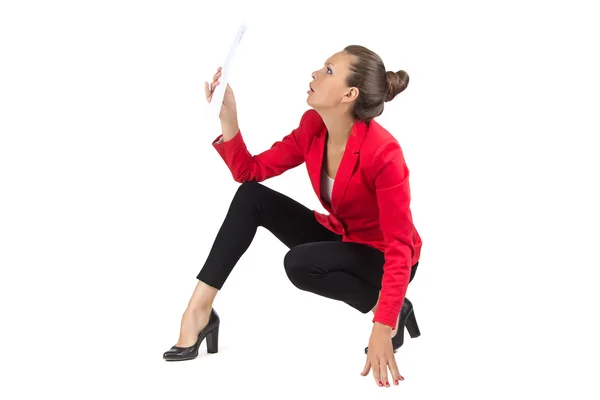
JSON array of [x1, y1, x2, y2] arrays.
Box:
[[307, 50, 358, 111]]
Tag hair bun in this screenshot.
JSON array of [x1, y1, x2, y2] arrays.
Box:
[[385, 70, 409, 102]]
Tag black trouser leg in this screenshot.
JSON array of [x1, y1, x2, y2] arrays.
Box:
[[283, 241, 419, 313], [196, 181, 341, 289]]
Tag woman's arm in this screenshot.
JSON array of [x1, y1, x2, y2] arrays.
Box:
[[212, 109, 313, 183], [371, 140, 417, 330]]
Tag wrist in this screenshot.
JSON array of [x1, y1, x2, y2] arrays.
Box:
[[220, 117, 240, 141], [373, 321, 393, 332]]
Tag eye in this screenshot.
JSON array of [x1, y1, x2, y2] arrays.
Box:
[[327, 67, 332, 74]]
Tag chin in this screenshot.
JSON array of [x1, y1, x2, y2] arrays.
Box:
[[306, 95, 320, 107]]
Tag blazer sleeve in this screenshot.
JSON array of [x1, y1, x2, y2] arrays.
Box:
[[211, 110, 312, 182], [371, 140, 416, 330]]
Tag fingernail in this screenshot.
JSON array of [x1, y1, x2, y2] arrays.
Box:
[[385, 382, 390, 387], [395, 379, 399, 385], [378, 381, 383, 386]]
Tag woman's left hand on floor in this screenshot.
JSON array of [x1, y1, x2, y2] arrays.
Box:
[[361, 322, 405, 387]]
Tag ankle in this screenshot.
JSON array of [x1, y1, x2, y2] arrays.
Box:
[[186, 303, 212, 316]]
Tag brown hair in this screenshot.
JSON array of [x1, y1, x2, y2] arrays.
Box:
[[343, 45, 409, 122]]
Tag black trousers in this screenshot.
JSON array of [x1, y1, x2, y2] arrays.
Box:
[[197, 181, 418, 314]]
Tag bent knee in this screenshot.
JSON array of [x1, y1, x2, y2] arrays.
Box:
[[284, 246, 319, 288], [283, 247, 306, 280], [231, 181, 269, 207], [235, 181, 263, 197], [283, 247, 300, 272]]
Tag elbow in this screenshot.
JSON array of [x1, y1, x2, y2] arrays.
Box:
[[232, 170, 252, 183], [232, 174, 246, 183], [231, 163, 262, 183]]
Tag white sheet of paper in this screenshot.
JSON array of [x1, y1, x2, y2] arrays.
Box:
[[206, 23, 247, 120]]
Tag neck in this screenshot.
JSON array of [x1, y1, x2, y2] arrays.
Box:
[[320, 111, 355, 148]]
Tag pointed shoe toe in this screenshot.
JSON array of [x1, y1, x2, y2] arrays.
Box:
[[163, 345, 198, 361]]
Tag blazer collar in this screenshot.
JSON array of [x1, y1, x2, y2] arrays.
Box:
[[309, 119, 370, 212]]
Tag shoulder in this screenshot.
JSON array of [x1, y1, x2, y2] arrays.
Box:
[[298, 108, 325, 132], [360, 119, 409, 183], [362, 119, 405, 161], [291, 108, 325, 150]]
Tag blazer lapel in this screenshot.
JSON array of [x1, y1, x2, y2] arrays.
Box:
[[331, 120, 369, 211], [307, 125, 328, 207]]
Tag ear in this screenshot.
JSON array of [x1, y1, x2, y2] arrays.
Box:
[[342, 87, 359, 103]]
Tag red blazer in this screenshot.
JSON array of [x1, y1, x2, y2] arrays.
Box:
[[212, 109, 422, 330]]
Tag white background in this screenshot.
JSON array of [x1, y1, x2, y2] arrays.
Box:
[[1, 0, 599, 398]]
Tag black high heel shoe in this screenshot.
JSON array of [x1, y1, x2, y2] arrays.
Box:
[[365, 298, 421, 354], [163, 308, 220, 361]]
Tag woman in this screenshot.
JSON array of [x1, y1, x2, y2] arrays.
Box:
[[163, 45, 423, 388]]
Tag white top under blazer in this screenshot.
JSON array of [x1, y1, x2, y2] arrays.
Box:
[[320, 167, 334, 204]]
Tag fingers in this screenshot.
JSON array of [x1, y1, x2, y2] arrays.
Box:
[[204, 80, 221, 102], [371, 358, 381, 386], [212, 66, 222, 82], [379, 359, 389, 387], [205, 81, 220, 102], [204, 67, 223, 102], [210, 68, 222, 92], [204, 81, 210, 101], [361, 357, 371, 376], [388, 356, 405, 385], [362, 355, 404, 388]]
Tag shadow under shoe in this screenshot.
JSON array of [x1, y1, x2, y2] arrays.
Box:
[[364, 298, 421, 354], [163, 308, 220, 361]]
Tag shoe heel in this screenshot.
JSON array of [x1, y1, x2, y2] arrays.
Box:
[[405, 309, 421, 338], [206, 325, 219, 354]]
